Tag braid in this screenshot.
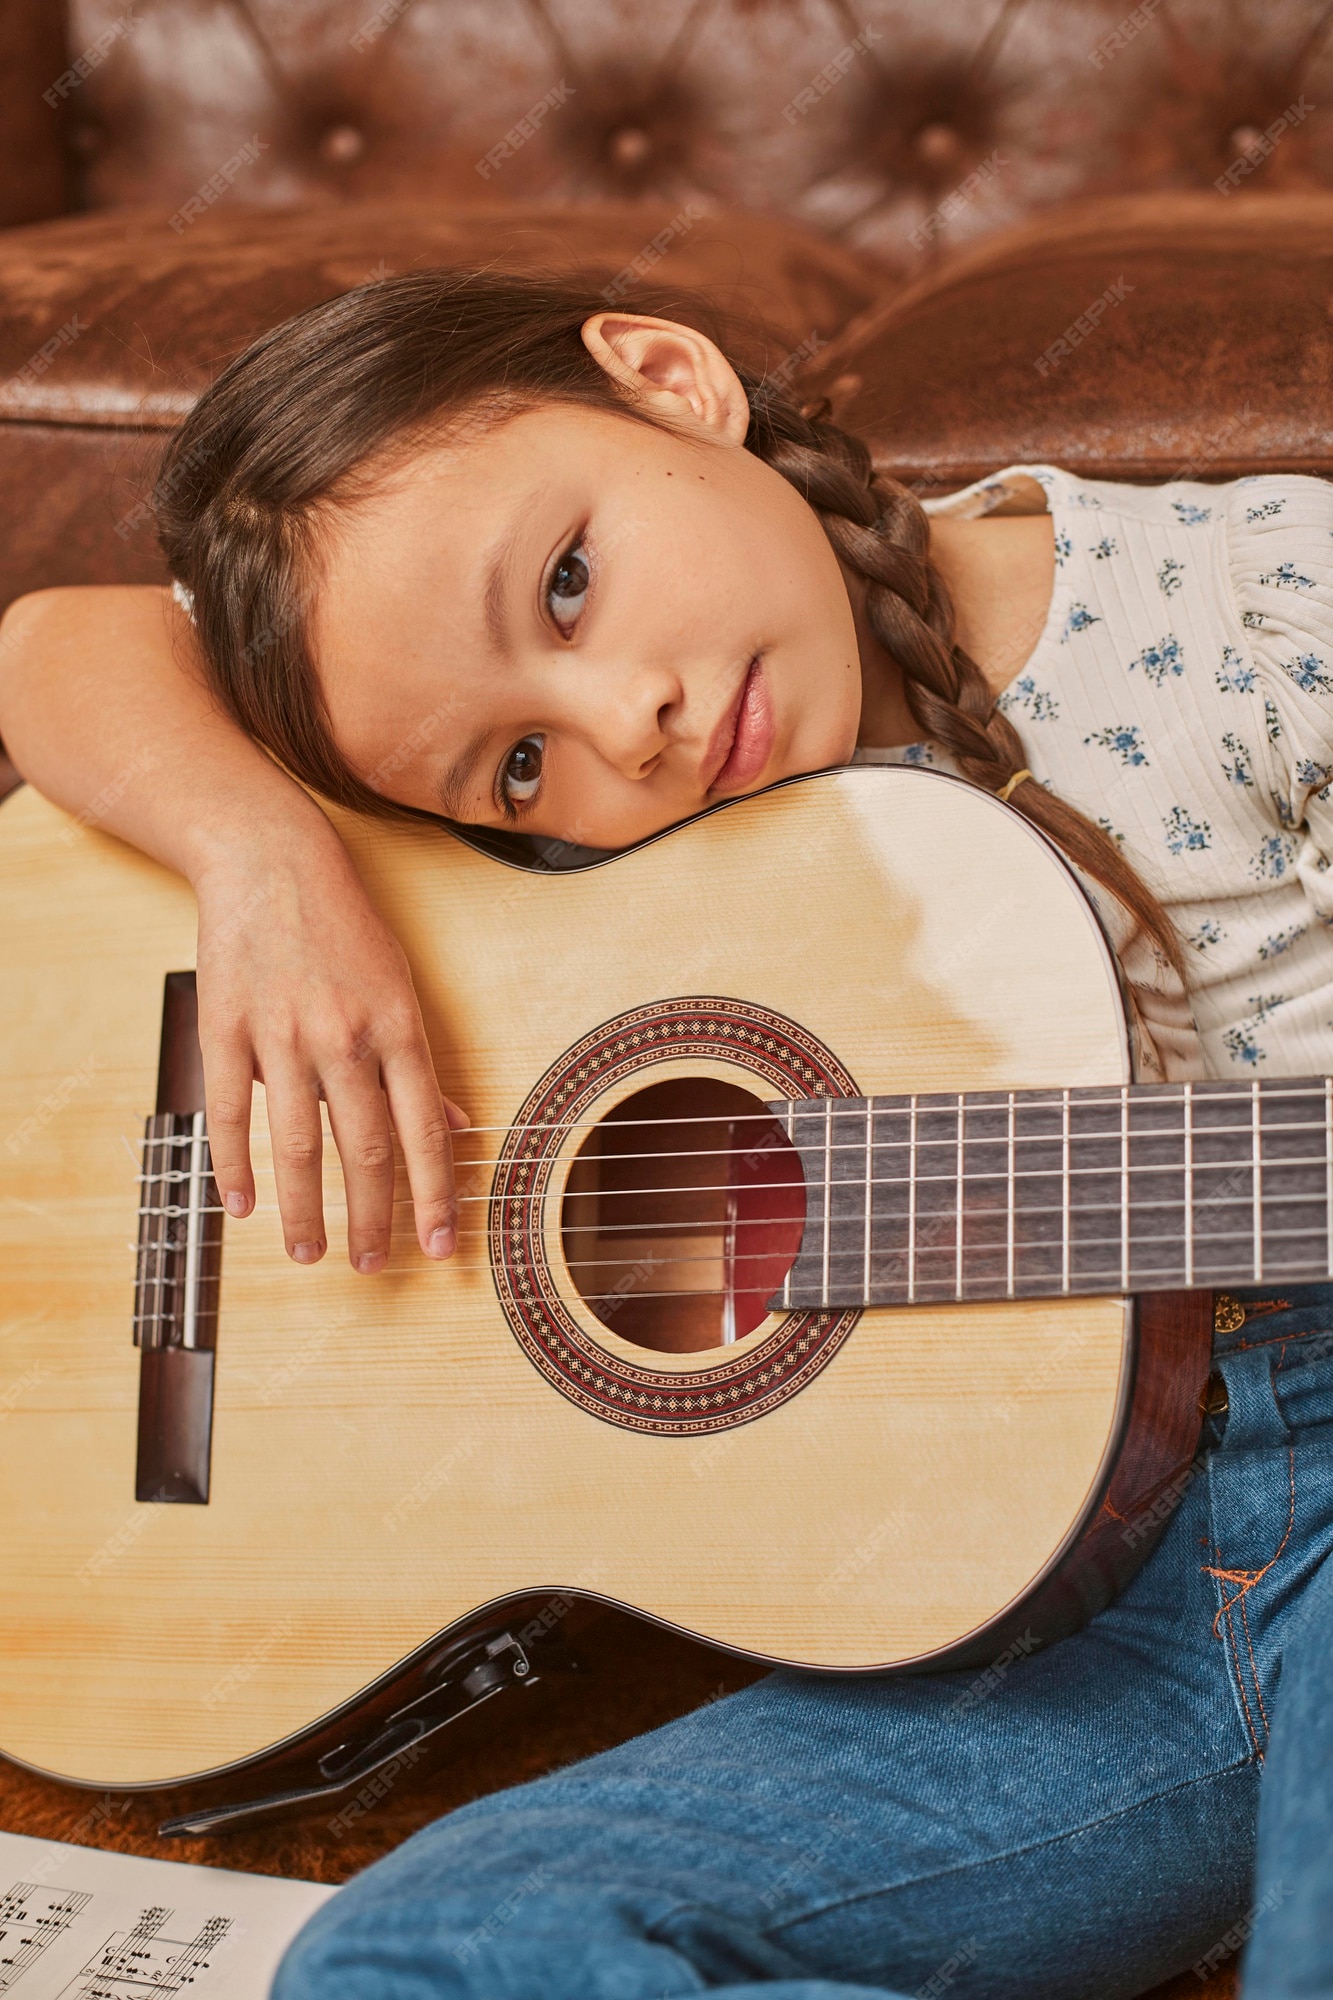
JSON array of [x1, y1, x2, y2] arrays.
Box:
[[741, 377, 1185, 979]]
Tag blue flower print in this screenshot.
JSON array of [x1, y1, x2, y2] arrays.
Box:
[[1245, 497, 1285, 524], [1223, 1022, 1265, 1067], [1260, 562, 1316, 590], [1296, 758, 1333, 788], [1172, 500, 1212, 526], [1220, 732, 1254, 787], [901, 743, 935, 766], [1096, 815, 1126, 848], [1242, 610, 1266, 629], [1163, 805, 1211, 854], [1084, 724, 1148, 767], [1053, 529, 1073, 566], [1189, 918, 1224, 952], [1130, 635, 1185, 685], [998, 676, 1059, 722], [1271, 790, 1296, 829], [1259, 923, 1307, 959], [1279, 653, 1333, 695], [1223, 993, 1288, 1068], [1157, 557, 1185, 598], [1070, 491, 1103, 508], [1265, 698, 1283, 743], [1062, 602, 1102, 640], [1215, 646, 1255, 693], [1090, 536, 1119, 560], [1251, 833, 1298, 881]]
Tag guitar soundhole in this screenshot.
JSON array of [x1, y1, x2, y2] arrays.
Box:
[[560, 1078, 806, 1354]]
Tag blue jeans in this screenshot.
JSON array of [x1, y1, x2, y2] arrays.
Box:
[[274, 1291, 1333, 1999]]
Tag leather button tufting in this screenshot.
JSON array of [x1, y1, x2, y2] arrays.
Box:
[[914, 123, 963, 169], [1227, 124, 1266, 160], [608, 127, 653, 171], [320, 125, 366, 166]]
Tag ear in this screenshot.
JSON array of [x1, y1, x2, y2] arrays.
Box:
[[580, 313, 751, 444]]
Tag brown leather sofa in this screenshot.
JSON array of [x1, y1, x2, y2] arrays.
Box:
[[1, 7, 1330, 1991]]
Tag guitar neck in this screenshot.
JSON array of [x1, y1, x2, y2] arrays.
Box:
[[769, 1078, 1333, 1307]]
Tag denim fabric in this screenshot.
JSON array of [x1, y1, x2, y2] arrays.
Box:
[[274, 1290, 1333, 2000]]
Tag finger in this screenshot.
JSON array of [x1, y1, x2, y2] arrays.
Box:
[[200, 1039, 257, 1221], [443, 1096, 471, 1131], [262, 1067, 328, 1265], [323, 1069, 398, 1275], [382, 1046, 459, 1259]]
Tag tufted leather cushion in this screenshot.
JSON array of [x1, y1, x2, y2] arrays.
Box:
[[0, 200, 889, 608], [809, 192, 1333, 489], [60, 0, 1333, 279]]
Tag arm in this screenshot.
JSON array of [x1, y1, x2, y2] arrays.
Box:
[[0, 586, 464, 1269]]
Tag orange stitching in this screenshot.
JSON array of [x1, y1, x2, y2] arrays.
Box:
[[1219, 1591, 1262, 1756], [1239, 1591, 1270, 1736], [1202, 1446, 1296, 1637]]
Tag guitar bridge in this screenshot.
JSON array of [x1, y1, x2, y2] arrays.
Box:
[[133, 972, 221, 1505]]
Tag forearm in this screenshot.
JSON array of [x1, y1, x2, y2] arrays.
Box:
[[0, 585, 336, 885]]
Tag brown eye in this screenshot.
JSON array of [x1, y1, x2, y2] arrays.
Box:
[[502, 735, 544, 805], [547, 544, 589, 631]]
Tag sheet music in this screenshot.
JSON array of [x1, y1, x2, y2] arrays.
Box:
[[0, 1835, 336, 1999]]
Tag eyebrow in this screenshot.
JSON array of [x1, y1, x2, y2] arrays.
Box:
[[437, 724, 494, 822]]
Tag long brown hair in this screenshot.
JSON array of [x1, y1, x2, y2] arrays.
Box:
[[154, 269, 1182, 973]]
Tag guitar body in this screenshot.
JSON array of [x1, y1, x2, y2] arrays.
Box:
[[0, 766, 1210, 1789]]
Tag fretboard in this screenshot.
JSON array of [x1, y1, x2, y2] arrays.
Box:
[[766, 1078, 1333, 1307]]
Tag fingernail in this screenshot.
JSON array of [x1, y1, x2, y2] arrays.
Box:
[[427, 1226, 456, 1259], [356, 1250, 386, 1275], [225, 1190, 250, 1217], [292, 1240, 324, 1265]]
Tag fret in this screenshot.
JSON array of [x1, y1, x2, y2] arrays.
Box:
[[907, 1096, 918, 1305], [954, 1096, 965, 1303], [1252, 1079, 1263, 1281], [1120, 1084, 1130, 1292], [822, 1097, 832, 1305], [767, 1078, 1333, 1310], [1183, 1081, 1194, 1288], [863, 1102, 873, 1304], [1061, 1089, 1070, 1294], [1326, 1078, 1332, 1278], [1005, 1092, 1016, 1300]]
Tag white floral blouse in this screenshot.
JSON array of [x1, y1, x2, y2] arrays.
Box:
[[853, 463, 1333, 1083]]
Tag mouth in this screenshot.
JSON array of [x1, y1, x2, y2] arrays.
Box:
[[702, 655, 776, 796]]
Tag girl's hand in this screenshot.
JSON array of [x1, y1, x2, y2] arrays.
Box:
[[193, 824, 467, 1273]]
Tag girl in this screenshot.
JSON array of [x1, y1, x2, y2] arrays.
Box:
[[1, 272, 1331, 1998]]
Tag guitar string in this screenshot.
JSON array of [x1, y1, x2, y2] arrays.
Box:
[[131, 1115, 1333, 1186], [125, 1081, 1333, 1148]]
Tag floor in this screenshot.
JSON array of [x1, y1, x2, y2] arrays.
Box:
[[0, 1609, 1235, 1998]]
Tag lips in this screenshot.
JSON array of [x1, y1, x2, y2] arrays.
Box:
[[703, 656, 776, 795]]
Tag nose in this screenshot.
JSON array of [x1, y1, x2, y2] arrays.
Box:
[[575, 655, 685, 781]]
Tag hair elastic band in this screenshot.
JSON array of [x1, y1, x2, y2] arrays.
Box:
[[995, 768, 1032, 803]]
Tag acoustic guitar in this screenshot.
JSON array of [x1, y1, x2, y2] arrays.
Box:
[[0, 765, 1325, 1820]]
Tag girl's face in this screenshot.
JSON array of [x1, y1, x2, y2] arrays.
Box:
[[309, 316, 865, 850]]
